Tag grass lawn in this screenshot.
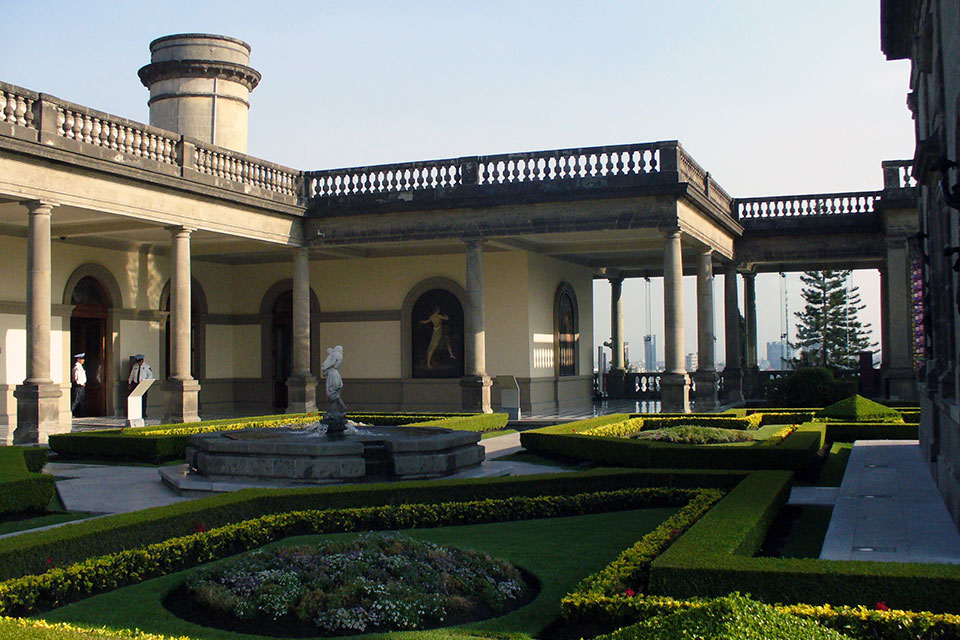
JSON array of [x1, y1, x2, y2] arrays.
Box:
[[494, 450, 590, 469], [818, 442, 853, 486], [480, 429, 517, 440], [38, 507, 677, 640]]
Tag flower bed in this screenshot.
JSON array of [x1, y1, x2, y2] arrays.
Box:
[[633, 426, 755, 445], [171, 532, 533, 635]]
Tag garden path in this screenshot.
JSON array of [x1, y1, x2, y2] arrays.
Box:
[[819, 440, 960, 564]]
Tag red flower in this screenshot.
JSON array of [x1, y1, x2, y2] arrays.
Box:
[[45, 557, 52, 565], [193, 523, 208, 533], [876, 601, 889, 611], [671, 528, 680, 538], [572, 429, 577, 433], [624, 588, 636, 597]]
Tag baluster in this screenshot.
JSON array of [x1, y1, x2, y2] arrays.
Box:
[[62, 110, 76, 139], [0, 92, 7, 123], [71, 113, 84, 143], [23, 98, 35, 128], [14, 95, 27, 127]]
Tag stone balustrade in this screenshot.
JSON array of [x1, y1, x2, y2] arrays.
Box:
[[0, 80, 301, 206], [308, 142, 668, 199], [882, 159, 918, 189], [736, 191, 879, 219], [56, 104, 178, 165], [193, 142, 299, 197], [0, 87, 36, 129]]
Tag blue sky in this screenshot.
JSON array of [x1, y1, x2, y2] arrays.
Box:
[[0, 1, 914, 365]]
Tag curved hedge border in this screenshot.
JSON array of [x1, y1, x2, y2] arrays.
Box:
[[0, 447, 54, 516], [0, 468, 745, 581], [0, 617, 190, 640], [0, 486, 703, 617]]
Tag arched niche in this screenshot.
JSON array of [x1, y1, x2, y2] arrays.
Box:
[[554, 282, 580, 377], [258, 279, 322, 409], [401, 277, 467, 378]]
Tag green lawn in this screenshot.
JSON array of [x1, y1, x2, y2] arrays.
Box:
[[38, 507, 677, 640]]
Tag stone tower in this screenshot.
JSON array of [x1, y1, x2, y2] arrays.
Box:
[[138, 34, 260, 153]]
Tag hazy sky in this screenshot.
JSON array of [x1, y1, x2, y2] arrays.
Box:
[[0, 1, 914, 366]]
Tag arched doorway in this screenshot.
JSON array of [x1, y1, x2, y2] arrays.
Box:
[[70, 276, 109, 416], [272, 290, 293, 409], [411, 289, 464, 378]]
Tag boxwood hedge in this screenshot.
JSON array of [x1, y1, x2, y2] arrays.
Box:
[[0, 447, 54, 517]]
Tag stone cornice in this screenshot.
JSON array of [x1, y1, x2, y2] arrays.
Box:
[[138, 60, 261, 91]]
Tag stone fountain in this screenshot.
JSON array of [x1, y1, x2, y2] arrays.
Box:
[[160, 346, 484, 494]]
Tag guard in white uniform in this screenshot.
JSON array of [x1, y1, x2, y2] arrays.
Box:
[[71, 353, 87, 417], [127, 354, 155, 418]]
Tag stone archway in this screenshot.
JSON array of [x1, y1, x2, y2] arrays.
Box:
[[159, 278, 208, 383], [63, 265, 122, 417], [258, 279, 321, 410], [554, 282, 579, 377]]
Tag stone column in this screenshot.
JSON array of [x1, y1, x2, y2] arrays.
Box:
[[742, 271, 759, 400], [744, 272, 758, 370], [14, 200, 64, 444], [661, 228, 690, 412], [163, 226, 201, 422], [883, 236, 918, 400], [879, 267, 891, 372], [722, 263, 744, 404], [461, 239, 492, 412], [606, 275, 626, 397], [286, 247, 318, 413], [693, 249, 718, 410]]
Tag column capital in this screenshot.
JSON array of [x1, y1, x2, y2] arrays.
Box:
[[21, 199, 58, 215], [607, 273, 624, 285], [743, 271, 757, 282], [165, 225, 197, 237], [660, 225, 683, 239]]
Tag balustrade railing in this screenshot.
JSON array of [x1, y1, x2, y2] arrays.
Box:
[[623, 372, 662, 399], [56, 104, 179, 165], [306, 142, 667, 199], [882, 160, 918, 189], [736, 191, 878, 219], [193, 142, 299, 197], [0, 87, 36, 129]]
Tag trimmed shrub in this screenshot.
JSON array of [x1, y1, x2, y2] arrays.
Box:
[[594, 593, 853, 640], [0, 617, 189, 639], [0, 448, 55, 517], [765, 368, 848, 407], [815, 395, 903, 423]]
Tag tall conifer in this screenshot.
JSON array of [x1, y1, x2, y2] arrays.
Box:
[[792, 270, 874, 368]]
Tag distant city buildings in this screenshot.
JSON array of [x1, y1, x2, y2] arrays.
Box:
[[644, 335, 657, 372], [765, 341, 790, 370]]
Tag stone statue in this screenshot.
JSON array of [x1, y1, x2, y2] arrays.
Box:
[[322, 345, 347, 435]]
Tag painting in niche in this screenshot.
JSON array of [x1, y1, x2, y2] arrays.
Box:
[[558, 290, 577, 376], [412, 289, 464, 378]]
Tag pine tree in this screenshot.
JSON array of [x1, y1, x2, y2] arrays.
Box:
[[792, 270, 875, 369]]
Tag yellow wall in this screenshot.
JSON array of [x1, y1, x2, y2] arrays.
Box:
[[526, 253, 594, 377], [320, 321, 401, 378], [205, 324, 262, 379]]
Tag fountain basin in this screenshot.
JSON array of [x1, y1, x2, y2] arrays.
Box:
[[184, 425, 484, 484]]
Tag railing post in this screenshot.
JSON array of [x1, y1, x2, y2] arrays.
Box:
[[659, 142, 680, 173], [35, 95, 60, 144], [460, 158, 478, 186], [177, 136, 195, 178]]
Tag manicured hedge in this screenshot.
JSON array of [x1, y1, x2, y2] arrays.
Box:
[[520, 423, 821, 473], [647, 470, 960, 613], [48, 412, 508, 463], [630, 413, 764, 431], [0, 447, 55, 517], [0, 468, 746, 582], [0, 486, 705, 616]]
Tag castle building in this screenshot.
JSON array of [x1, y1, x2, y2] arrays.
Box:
[[0, 32, 921, 445]]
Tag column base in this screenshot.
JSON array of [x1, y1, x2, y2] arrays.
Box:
[[606, 369, 627, 398], [721, 368, 745, 405], [461, 375, 493, 413], [13, 383, 65, 444], [660, 373, 690, 413], [882, 367, 919, 402], [692, 370, 719, 411], [163, 379, 201, 423], [286, 374, 318, 414]]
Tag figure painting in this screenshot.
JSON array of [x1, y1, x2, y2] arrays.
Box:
[[412, 289, 464, 378]]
